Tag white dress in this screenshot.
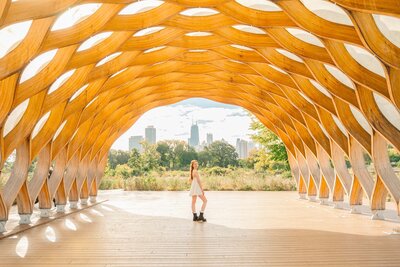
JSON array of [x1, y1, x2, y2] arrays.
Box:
[[189, 178, 203, 196]]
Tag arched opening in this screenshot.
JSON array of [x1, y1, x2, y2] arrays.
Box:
[[1, 0, 400, 264], [101, 97, 295, 192]]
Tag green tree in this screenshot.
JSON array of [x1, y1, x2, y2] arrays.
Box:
[[205, 141, 238, 167], [127, 148, 142, 176], [108, 149, 130, 169], [388, 146, 400, 165], [253, 149, 272, 171], [249, 117, 289, 171], [179, 146, 198, 169], [115, 164, 132, 189], [165, 140, 182, 169], [198, 150, 211, 167], [156, 140, 198, 170], [250, 119, 288, 162], [141, 142, 160, 172], [103, 162, 115, 177], [238, 149, 257, 169], [156, 141, 170, 168]]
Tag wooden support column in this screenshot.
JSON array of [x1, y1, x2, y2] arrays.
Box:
[[0, 194, 7, 232], [27, 143, 52, 217], [16, 181, 33, 224], [296, 150, 314, 199], [371, 131, 400, 219], [86, 157, 98, 202], [63, 152, 79, 208], [48, 147, 67, 212], [38, 179, 52, 214], [305, 147, 321, 202], [2, 139, 32, 225], [80, 179, 89, 205], [90, 178, 98, 202], [55, 177, 67, 212], [76, 154, 89, 204], [348, 136, 374, 212], [316, 144, 334, 203], [287, 152, 300, 187], [330, 142, 352, 207], [68, 179, 79, 209]]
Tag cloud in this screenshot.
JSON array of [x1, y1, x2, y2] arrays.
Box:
[[172, 98, 239, 109], [196, 119, 213, 125], [227, 111, 248, 117], [180, 110, 194, 117], [175, 132, 189, 136], [111, 98, 256, 150]]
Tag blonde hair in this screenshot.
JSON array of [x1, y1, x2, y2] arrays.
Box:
[[190, 160, 198, 180]]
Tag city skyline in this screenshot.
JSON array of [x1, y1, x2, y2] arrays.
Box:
[[128, 125, 255, 158], [112, 98, 256, 151], [188, 122, 200, 147], [128, 127, 253, 151]]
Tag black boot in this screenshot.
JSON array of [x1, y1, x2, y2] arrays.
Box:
[[193, 213, 198, 221], [197, 212, 207, 222]]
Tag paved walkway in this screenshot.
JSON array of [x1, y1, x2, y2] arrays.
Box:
[[1, 191, 400, 266]]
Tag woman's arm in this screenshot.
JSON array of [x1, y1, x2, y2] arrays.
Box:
[[194, 171, 204, 194]]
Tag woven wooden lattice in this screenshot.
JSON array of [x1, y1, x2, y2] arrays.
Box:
[[0, 0, 400, 224]]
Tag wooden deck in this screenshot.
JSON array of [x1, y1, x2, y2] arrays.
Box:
[[1, 191, 400, 266]]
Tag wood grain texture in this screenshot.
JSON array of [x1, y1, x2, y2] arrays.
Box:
[[2, 191, 400, 266], [0, 0, 399, 228]]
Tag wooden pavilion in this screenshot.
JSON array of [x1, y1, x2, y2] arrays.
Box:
[[0, 0, 400, 233]]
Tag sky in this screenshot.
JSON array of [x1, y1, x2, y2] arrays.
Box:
[[111, 98, 257, 150]]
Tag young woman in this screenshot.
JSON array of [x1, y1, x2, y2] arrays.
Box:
[[189, 160, 207, 222]]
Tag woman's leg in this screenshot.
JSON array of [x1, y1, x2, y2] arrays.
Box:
[[198, 195, 207, 212], [191, 196, 197, 213]]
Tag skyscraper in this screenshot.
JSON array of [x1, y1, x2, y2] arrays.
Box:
[[129, 136, 143, 151], [236, 138, 249, 159], [188, 122, 199, 147], [145, 125, 156, 144], [206, 133, 213, 145]]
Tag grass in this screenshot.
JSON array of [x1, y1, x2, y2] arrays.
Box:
[[100, 168, 296, 191]]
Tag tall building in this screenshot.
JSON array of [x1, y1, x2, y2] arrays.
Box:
[[206, 133, 213, 145], [129, 136, 143, 151], [236, 138, 249, 159], [145, 125, 156, 144], [188, 122, 199, 147]]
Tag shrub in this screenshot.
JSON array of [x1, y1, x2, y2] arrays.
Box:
[[100, 168, 297, 192], [204, 166, 232, 176], [99, 176, 123, 190], [238, 185, 253, 191], [126, 176, 165, 191], [281, 171, 293, 179]]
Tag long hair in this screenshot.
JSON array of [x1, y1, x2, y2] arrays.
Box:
[[190, 160, 197, 180]]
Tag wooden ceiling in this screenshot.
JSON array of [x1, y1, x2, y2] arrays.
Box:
[[0, 0, 400, 225]]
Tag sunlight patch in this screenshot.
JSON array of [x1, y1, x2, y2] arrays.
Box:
[[119, 1, 164, 15], [52, 4, 102, 31], [16, 236, 28, 258], [65, 219, 77, 231], [0, 20, 32, 59], [45, 226, 56, 242]]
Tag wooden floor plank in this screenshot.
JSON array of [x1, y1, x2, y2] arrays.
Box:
[[0, 191, 400, 266]]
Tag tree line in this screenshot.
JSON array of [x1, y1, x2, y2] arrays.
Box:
[[106, 116, 292, 178], [107, 140, 240, 175]]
